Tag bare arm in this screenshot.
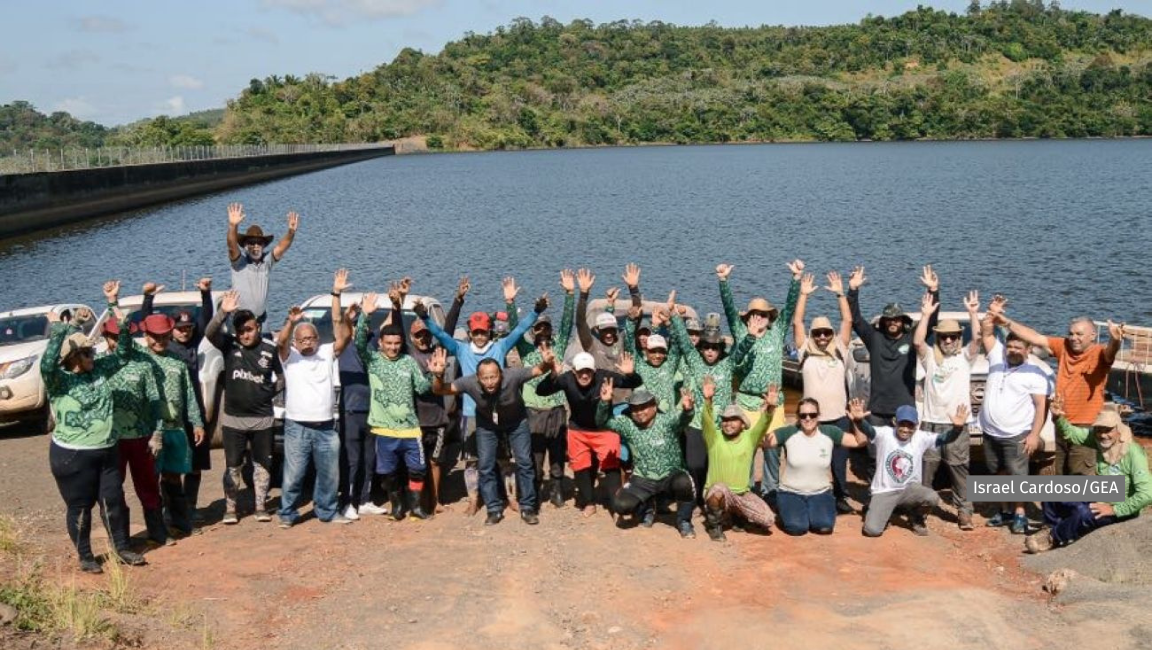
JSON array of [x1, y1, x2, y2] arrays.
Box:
[[332, 270, 351, 356], [825, 271, 853, 346], [272, 211, 299, 261], [912, 291, 936, 359], [277, 307, 301, 362], [1024, 393, 1046, 456], [226, 203, 243, 262], [1000, 317, 1049, 350]]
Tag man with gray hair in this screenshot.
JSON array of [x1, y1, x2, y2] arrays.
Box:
[[275, 269, 353, 527], [991, 304, 1123, 476]]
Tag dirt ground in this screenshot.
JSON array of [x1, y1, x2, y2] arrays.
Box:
[[2, 427, 1150, 650]]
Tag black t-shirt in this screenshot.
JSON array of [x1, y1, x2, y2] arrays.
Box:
[[453, 367, 535, 432], [535, 370, 642, 430], [220, 336, 281, 418]]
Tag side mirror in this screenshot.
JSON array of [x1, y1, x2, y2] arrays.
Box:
[[852, 347, 870, 364]]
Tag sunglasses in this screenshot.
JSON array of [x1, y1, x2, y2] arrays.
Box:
[[470, 329, 489, 336], [413, 330, 432, 338], [812, 329, 834, 337], [798, 412, 819, 420], [939, 333, 960, 341], [77, 348, 96, 358], [174, 325, 194, 332]]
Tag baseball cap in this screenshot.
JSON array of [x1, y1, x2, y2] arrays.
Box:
[[173, 311, 195, 328], [468, 312, 492, 332], [409, 319, 428, 335], [572, 352, 596, 371], [533, 314, 552, 329], [594, 313, 617, 329], [646, 334, 668, 351], [895, 405, 919, 426], [142, 314, 175, 336]]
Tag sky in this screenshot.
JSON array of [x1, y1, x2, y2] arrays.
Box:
[[1, 1, 1147, 126]]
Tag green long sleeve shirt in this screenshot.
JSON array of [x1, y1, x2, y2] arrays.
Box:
[[140, 341, 204, 430], [625, 318, 682, 415], [1056, 418, 1152, 518], [40, 321, 130, 448], [701, 400, 771, 493], [355, 316, 430, 432], [104, 347, 164, 440], [724, 278, 799, 410], [596, 399, 692, 480], [510, 292, 575, 411], [670, 313, 734, 430]]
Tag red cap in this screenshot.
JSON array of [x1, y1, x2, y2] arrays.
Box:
[[142, 314, 174, 336], [468, 312, 492, 332]]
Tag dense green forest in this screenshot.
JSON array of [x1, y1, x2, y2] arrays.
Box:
[[4, 1, 1152, 152]]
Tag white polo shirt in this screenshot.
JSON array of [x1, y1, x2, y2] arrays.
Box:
[[283, 343, 336, 422]]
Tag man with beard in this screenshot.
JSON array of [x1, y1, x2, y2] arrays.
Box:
[[225, 202, 297, 323]]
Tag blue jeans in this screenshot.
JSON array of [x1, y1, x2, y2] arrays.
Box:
[[1043, 500, 1127, 546], [279, 420, 340, 524], [476, 420, 536, 514], [776, 489, 836, 535]]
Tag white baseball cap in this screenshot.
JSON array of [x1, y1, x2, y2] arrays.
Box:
[[572, 352, 596, 371], [646, 334, 668, 351], [595, 313, 618, 329]]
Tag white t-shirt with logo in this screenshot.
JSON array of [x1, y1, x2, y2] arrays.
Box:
[[920, 348, 974, 424], [283, 343, 336, 422], [978, 341, 1052, 439], [870, 425, 939, 494]]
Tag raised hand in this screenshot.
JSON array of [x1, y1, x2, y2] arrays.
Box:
[[622, 263, 641, 288], [46, 310, 61, 324], [538, 339, 555, 366], [197, 277, 212, 292], [102, 280, 121, 304], [333, 269, 351, 295], [398, 276, 412, 299], [848, 265, 866, 290], [963, 290, 980, 314], [920, 264, 939, 292], [413, 300, 428, 319], [344, 303, 360, 322], [220, 290, 240, 313], [617, 352, 635, 376], [762, 384, 779, 410], [799, 273, 817, 296], [665, 290, 677, 311], [1050, 394, 1066, 420], [847, 397, 867, 421], [287, 211, 300, 232], [676, 304, 688, 316], [1107, 320, 1126, 342], [502, 277, 520, 303], [825, 271, 844, 295], [787, 259, 805, 279], [428, 347, 448, 374], [456, 275, 471, 300], [227, 202, 245, 226], [701, 375, 716, 401], [715, 263, 734, 281], [559, 269, 575, 294], [142, 282, 165, 296], [600, 376, 614, 402], [387, 281, 403, 307], [534, 293, 549, 314], [987, 294, 1009, 321], [287, 305, 304, 323], [577, 268, 595, 293], [652, 307, 669, 328], [680, 388, 695, 412], [362, 292, 379, 315], [950, 404, 970, 428], [605, 287, 620, 303], [920, 291, 939, 316], [747, 313, 769, 337]]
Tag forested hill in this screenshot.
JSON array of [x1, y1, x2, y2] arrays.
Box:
[[216, 2, 1152, 148]]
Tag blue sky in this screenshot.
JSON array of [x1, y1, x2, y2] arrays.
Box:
[[1, 1, 1146, 126]]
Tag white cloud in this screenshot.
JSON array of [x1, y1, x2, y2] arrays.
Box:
[[156, 96, 186, 115], [52, 97, 98, 119], [74, 15, 131, 33], [262, 0, 440, 26], [45, 49, 101, 70], [169, 74, 205, 90]]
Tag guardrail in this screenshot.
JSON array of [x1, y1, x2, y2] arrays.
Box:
[[0, 143, 390, 176]]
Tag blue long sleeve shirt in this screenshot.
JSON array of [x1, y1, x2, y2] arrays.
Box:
[[423, 311, 538, 416]]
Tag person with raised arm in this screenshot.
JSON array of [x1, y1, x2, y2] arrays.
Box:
[[723, 260, 802, 503], [991, 303, 1124, 477], [595, 381, 698, 538], [792, 270, 855, 515], [416, 276, 539, 516], [43, 281, 145, 572], [275, 269, 354, 528], [508, 269, 577, 508], [847, 264, 940, 425], [575, 267, 641, 382], [427, 339, 556, 526], [206, 289, 281, 524], [627, 293, 682, 415], [225, 202, 297, 323], [912, 290, 981, 530]]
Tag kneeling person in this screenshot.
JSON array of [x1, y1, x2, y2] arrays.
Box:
[[859, 404, 969, 537], [596, 381, 697, 538]]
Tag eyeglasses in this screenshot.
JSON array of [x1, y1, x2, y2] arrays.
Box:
[[812, 329, 834, 337], [797, 412, 819, 420], [295, 335, 318, 342]]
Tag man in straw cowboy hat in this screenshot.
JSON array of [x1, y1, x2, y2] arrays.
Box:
[[721, 260, 803, 503], [225, 201, 299, 322], [1026, 398, 1152, 553], [912, 289, 982, 530]]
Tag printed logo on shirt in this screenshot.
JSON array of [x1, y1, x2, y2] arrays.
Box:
[[897, 344, 910, 355], [231, 369, 269, 384], [258, 356, 270, 369], [884, 448, 916, 485]]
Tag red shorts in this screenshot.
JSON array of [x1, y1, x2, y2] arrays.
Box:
[[567, 427, 620, 472]]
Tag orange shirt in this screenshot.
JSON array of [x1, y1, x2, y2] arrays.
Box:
[[1046, 337, 1115, 425]]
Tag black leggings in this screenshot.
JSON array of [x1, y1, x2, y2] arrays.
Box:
[[683, 427, 708, 504], [613, 472, 696, 519], [532, 431, 567, 486], [573, 467, 621, 511], [49, 442, 130, 559]]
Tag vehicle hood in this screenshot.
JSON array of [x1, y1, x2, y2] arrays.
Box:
[[0, 340, 47, 363]]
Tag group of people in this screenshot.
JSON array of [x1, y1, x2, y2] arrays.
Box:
[[40, 204, 1151, 573]]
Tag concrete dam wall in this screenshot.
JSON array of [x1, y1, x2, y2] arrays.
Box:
[[0, 146, 393, 239]]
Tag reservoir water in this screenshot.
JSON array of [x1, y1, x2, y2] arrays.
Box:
[[1, 140, 1149, 334]]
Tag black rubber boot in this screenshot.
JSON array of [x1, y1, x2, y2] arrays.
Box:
[[549, 480, 565, 508], [184, 472, 203, 525], [143, 508, 170, 547], [407, 489, 430, 520], [162, 479, 191, 535], [704, 504, 727, 542]]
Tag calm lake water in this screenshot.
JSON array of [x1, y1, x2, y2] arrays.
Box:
[[2, 140, 1150, 334]]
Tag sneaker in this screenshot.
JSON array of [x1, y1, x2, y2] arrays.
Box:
[[79, 556, 103, 574], [342, 505, 360, 521], [222, 511, 238, 525], [910, 515, 929, 537], [484, 512, 504, 526], [640, 507, 656, 528], [958, 511, 974, 531], [357, 502, 389, 518], [254, 510, 272, 523], [677, 521, 696, 539], [278, 519, 293, 529], [836, 498, 854, 515], [1025, 529, 1055, 554], [985, 512, 1012, 528], [1010, 514, 1029, 535], [113, 549, 146, 566], [520, 509, 540, 525], [705, 526, 727, 542], [326, 514, 354, 525]]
